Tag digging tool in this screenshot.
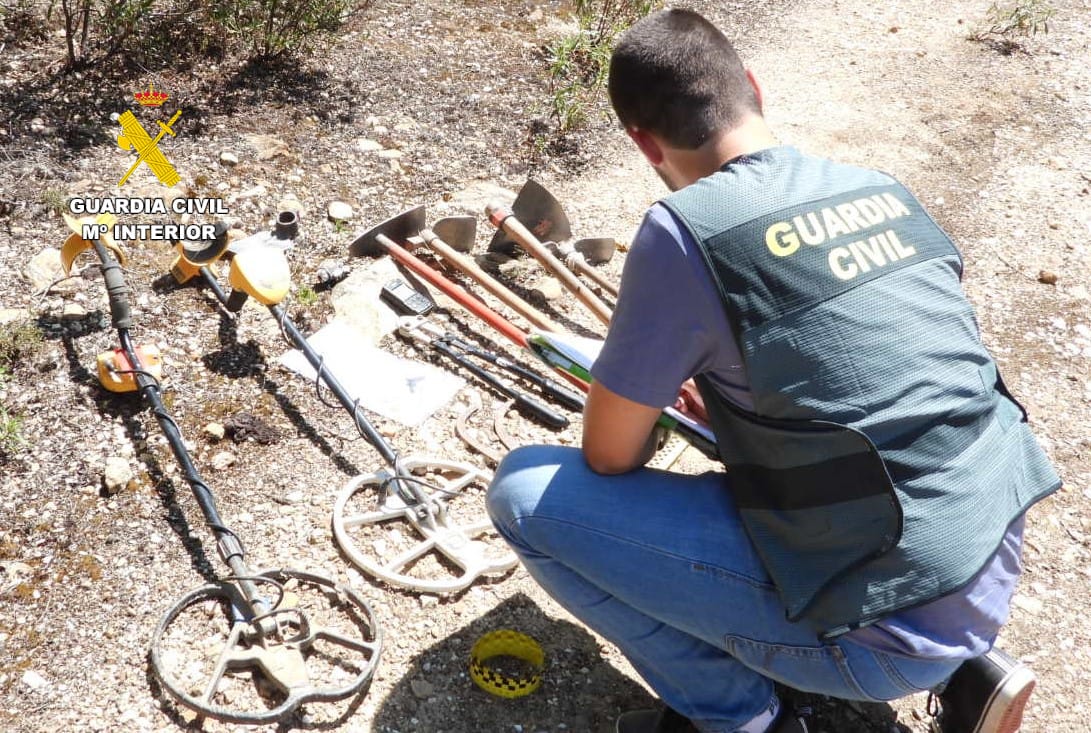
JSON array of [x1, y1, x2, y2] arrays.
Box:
[[59, 216, 381, 725], [411, 212, 562, 333], [174, 214, 516, 594], [350, 207, 530, 347], [485, 181, 613, 326], [547, 237, 620, 298], [397, 316, 571, 430]]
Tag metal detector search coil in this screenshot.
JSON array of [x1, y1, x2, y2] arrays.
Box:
[[469, 629, 544, 699]]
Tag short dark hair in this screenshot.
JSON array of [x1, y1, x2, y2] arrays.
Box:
[[607, 9, 760, 149]]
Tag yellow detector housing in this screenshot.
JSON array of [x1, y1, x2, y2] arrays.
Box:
[[228, 248, 291, 306], [60, 213, 124, 274]]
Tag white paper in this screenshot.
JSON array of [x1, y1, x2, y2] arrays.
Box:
[[279, 320, 463, 427]]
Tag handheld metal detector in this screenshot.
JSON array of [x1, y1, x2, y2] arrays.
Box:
[[60, 214, 382, 725]]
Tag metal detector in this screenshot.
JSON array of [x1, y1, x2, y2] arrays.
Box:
[[59, 214, 381, 725], [171, 213, 516, 594]]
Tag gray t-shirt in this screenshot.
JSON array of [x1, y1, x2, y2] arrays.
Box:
[[592, 202, 1022, 659]]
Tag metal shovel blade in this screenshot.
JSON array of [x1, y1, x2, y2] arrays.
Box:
[[349, 205, 427, 257], [572, 237, 616, 264], [488, 180, 572, 254], [431, 216, 477, 253]]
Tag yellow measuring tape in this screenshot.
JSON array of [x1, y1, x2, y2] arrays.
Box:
[[469, 630, 544, 699]]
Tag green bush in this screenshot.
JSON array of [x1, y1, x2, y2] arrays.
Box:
[[970, 0, 1055, 52], [547, 0, 657, 133], [47, 0, 357, 67], [210, 0, 358, 59]]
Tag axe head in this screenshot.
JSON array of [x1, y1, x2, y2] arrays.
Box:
[[350, 205, 427, 257], [573, 237, 616, 264], [488, 180, 571, 254], [430, 216, 477, 253]]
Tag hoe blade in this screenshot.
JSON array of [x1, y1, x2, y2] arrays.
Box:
[[572, 237, 616, 264], [431, 216, 477, 253], [488, 180, 571, 254], [350, 205, 427, 257]]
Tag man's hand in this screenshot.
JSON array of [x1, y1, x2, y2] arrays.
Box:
[[582, 380, 664, 474], [673, 379, 709, 424]]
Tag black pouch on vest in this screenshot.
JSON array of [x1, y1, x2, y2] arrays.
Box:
[[695, 375, 903, 624]]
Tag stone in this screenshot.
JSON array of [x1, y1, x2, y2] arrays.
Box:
[[376, 149, 404, 160], [356, 138, 383, 152], [243, 133, 289, 160], [234, 185, 267, 201], [204, 422, 225, 441], [61, 303, 87, 320], [410, 679, 434, 699], [103, 456, 134, 495], [531, 276, 564, 301], [21, 670, 48, 690], [0, 309, 27, 326], [327, 201, 354, 222], [1038, 270, 1058, 285], [24, 248, 71, 293], [277, 197, 304, 215], [211, 451, 236, 470], [219, 151, 239, 166], [1012, 594, 1044, 615]]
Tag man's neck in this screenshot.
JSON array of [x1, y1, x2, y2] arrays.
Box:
[[662, 116, 778, 189]]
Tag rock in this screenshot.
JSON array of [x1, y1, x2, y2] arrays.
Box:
[[410, 679, 434, 699], [277, 197, 304, 215], [0, 309, 27, 326], [204, 422, 225, 441], [211, 451, 236, 470], [376, 149, 404, 160], [419, 595, 439, 608], [103, 456, 134, 495], [61, 303, 87, 320], [234, 185, 267, 201], [219, 151, 239, 166], [243, 133, 289, 161], [356, 138, 383, 152], [24, 248, 71, 293], [1012, 594, 1044, 615], [1038, 270, 1058, 285], [327, 201, 354, 222], [21, 670, 49, 691], [531, 276, 564, 301]]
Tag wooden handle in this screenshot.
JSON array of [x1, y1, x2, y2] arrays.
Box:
[[422, 229, 562, 333], [573, 257, 619, 298], [486, 204, 613, 326], [375, 233, 528, 347]]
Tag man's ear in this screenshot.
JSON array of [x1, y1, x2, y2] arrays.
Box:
[[627, 128, 664, 166], [746, 69, 764, 113]]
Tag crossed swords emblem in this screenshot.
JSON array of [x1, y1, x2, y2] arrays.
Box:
[[116, 109, 182, 187]]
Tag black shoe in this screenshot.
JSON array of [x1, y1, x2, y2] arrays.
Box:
[[929, 647, 1036, 733], [770, 705, 813, 733], [615, 707, 698, 733]]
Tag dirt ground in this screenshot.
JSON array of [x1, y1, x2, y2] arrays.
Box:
[[0, 0, 1088, 731]]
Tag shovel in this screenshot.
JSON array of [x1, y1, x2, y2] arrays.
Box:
[[485, 180, 613, 326]]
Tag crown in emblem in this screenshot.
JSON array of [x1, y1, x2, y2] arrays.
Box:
[[134, 82, 169, 107]]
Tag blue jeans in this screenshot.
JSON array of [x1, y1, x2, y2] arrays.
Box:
[[486, 446, 961, 733]]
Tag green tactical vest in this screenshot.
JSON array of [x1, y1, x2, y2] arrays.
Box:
[[661, 147, 1060, 638]]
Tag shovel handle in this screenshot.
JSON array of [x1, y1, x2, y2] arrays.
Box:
[[376, 233, 529, 347], [487, 204, 613, 327], [572, 257, 619, 298], [421, 229, 562, 333]]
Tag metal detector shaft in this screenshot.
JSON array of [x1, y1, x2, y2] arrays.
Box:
[[486, 204, 613, 326], [198, 268, 398, 467], [92, 239, 266, 614], [197, 267, 437, 526]]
